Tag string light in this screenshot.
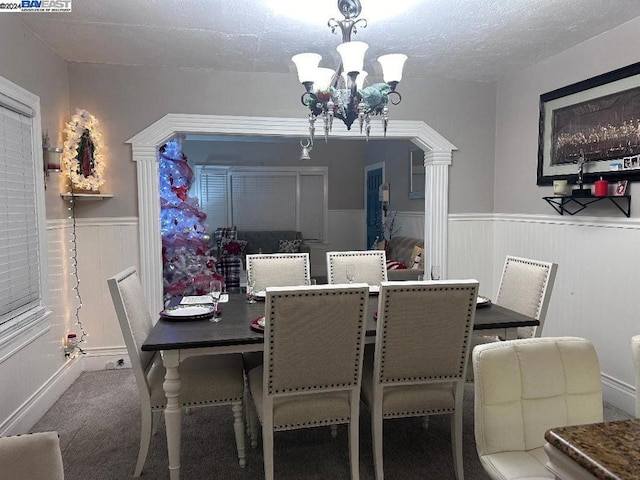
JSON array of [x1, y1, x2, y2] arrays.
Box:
[[65, 175, 88, 357]]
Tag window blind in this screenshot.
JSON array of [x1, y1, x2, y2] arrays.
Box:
[[299, 174, 324, 240], [0, 105, 40, 324], [199, 171, 229, 231], [231, 172, 297, 230]]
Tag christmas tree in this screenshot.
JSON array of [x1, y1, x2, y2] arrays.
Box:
[[159, 138, 221, 299]]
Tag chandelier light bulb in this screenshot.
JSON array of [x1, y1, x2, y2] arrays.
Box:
[[377, 53, 408, 84], [313, 68, 336, 91], [342, 70, 368, 89], [292, 53, 322, 84], [336, 41, 369, 74]]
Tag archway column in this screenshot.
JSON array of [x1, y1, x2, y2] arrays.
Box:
[[128, 114, 456, 316], [423, 150, 451, 279]]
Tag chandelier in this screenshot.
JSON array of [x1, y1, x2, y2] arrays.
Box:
[[292, 0, 407, 142]]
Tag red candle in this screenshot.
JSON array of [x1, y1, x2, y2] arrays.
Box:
[[594, 178, 608, 197]]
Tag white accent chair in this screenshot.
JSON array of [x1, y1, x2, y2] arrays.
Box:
[[361, 280, 479, 480], [469, 255, 558, 381], [246, 253, 311, 292], [107, 267, 247, 477], [0, 432, 64, 480], [326, 250, 387, 286], [246, 284, 369, 480], [473, 337, 603, 480], [632, 334, 640, 417]]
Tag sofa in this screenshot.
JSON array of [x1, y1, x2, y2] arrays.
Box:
[[385, 236, 425, 281], [215, 230, 310, 292], [236, 230, 310, 256]]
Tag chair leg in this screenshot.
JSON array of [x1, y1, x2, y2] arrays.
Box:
[[232, 401, 246, 468], [248, 400, 259, 448], [134, 407, 153, 477], [349, 415, 360, 480], [151, 410, 162, 436], [372, 405, 384, 480], [451, 400, 464, 480], [262, 422, 274, 480]]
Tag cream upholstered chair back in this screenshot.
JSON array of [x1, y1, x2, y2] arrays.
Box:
[[363, 280, 478, 480], [473, 337, 602, 479], [374, 280, 478, 384], [326, 250, 387, 286], [632, 335, 640, 418], [107, 267, 156, 386], [264, 283, 368, 399], [246, 253, 310, 292], [247, 283, 369, 480], [496, 255, 558, 338], [0, 432, 64, 480]]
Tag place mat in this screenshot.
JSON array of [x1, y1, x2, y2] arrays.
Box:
[[476, 296, 492, 308], [250, 316, 265, 332], [160, 305, 216, 321]]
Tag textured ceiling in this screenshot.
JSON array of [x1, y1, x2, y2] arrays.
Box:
[[18, 0, 640, 82]]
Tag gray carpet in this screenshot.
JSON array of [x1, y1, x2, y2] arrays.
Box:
[[31, 369, 631, 480]]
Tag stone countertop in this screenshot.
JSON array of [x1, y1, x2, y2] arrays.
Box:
[[545, 419, 640, 480]]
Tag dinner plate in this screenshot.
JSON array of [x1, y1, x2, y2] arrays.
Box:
[[250, 316, 265, 332], [369, 285, 380, 295], [476, 296, 492, 308], [160, 305, 216, 321], [253, 291, 266, 299]]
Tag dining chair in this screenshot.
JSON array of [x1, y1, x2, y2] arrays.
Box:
[[107, 267, 247, 477], [246, 253, 311, 292], [361, 280, 479, 480], [469, 255, 558, 381], [0, 432, 64, 480], [246, 283, 369, 480], [494, 255, 558, 339], [632, 334, 640, 417], [473, 337, 603, 480], [326, 250, 388, 286]]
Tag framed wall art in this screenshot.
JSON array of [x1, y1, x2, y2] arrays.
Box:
[[537, 62, 640, 185]]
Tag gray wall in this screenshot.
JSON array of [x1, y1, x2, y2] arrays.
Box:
[[495, 17, 640, 217], [65, 62, 497, 218], [0, 16, 69, 220], [183, 139, 367, 209]]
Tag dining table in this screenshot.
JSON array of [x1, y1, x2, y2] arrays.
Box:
[[142, 292, 539, 480]]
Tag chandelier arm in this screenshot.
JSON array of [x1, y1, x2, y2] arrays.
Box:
[[301, 91, 315, 107], [388, 90, 402, 106]]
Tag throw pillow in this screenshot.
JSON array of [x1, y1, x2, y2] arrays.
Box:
[[386, 260, 407, 270], [410, 246, 424, 270], [220, 238, 247, 257], [278, 239, 302, 253]]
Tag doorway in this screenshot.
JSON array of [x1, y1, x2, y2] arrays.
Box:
[[365, 163, 384, 249]]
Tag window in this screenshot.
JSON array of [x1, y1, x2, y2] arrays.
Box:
[[0, 77, 47, 335], [196, 166, 328, 241]]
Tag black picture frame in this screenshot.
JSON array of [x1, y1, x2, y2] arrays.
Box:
[[537, 62, 640, 185]]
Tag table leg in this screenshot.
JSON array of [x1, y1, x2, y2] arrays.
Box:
[[162, 350, 182, 480]]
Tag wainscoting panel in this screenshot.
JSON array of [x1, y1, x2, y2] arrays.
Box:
[[493, 214, 640, 414]]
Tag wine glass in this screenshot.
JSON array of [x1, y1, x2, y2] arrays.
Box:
[[430, 265, 441, 281], [346, 264, 356, 283], [209, 279, 223, 322], [246, 277, 257, 304]]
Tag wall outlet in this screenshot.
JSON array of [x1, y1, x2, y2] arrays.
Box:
[[105, 361, 115, 370]]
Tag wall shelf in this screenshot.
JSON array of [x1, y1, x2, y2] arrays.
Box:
[[543, 195, 631, 217], [61, 193, 113, 201]]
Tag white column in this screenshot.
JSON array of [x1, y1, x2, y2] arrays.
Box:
[[132, 145, 164, 317], [423, 150, 451, 279]]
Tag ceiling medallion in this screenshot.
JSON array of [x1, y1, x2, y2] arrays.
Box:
[[292, 0, 407, 144]]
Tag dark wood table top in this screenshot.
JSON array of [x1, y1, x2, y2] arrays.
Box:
[[545, 419, 640, 480], [142, 294, 538, 352]]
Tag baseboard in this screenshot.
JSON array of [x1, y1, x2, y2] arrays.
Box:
[[601, 372, 636, 416], [81, 347, 131, 371], [0, 356, 82, 435]]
